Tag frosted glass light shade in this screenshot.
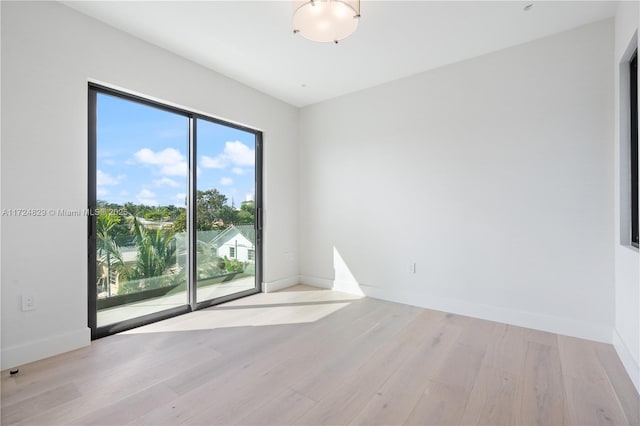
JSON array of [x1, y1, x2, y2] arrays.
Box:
[[293, 0, 360, 43]]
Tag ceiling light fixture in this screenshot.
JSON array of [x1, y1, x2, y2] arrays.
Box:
[[293, 0, 360, 44]]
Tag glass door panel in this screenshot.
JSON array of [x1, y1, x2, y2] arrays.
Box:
[[195, 118, 258, 303], [90, 84, 262, 339], [94, 92, 189, 328]]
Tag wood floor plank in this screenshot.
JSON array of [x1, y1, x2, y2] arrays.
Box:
[[1, 328, 220, 410], [2, 383, 81, 425], [460, 367, 521, 426], [404, 380, 468, 426], [285, 303, 426, 402], [520, 341, 570, 426], [558, 335, 610, 383], [558, 336, 631, 425], [234, 388, 316, 426], [459, 323, 526, 425], [2, 337, 147, 407], [526, 328, 559, 347], [162, 324, 301, 396], [349, 315, 463, 425], [164, 298, 396, 399], [431, 341, 488, 393], [595, 344, 640, 426], [66, 383, 178, 426], [481, 323, 528, 375], [13, 343, 220, 426], [294, 310, 441, 425], [564, 376, 629, 426], [443, 312, 496, 355]]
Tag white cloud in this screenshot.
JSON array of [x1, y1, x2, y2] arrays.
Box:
[[201, 156, 226, 169], [176, 192, 187, 206], [245, 193, 254, 202], [232, 167, 245, 175], [134, 148, 181, 165], [137, 189, 158, 206], [119, 190, 129, 196], [97, 170, 122, 186], [133, 148, 187, 177], [155, 177, 180, 188], [200, 141, 254, 170], [220, 177, 233, 186], [97, 170, 124, 199], [162, 162, 188, 177], [224, 141, 254, 166]]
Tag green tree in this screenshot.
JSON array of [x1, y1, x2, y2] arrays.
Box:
[[129, 217, 177, 280], [217, 205, 237, 227], [172, 209, 187, 233], [236, 200, 254, 224], [144, 207, 170, 221], [240, 201, 254, 212], [96, 211, 127, 296], [165, 204, 181, 220], [196, 189, 227, 230], [97, 200, 131, 245]]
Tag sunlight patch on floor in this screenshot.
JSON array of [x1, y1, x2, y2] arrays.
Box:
[[122, 285, 359, 334]]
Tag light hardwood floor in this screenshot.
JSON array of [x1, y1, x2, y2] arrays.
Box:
[[1, 285, 638, 425]]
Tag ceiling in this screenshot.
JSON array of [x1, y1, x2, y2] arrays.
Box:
[[63, 1, 618, 107]]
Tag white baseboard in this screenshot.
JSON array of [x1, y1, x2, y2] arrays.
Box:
[[299, 275, 612, 343], [299, 276, 364, 294], [331, 279, 366, 296], [262, 276, 300, 293], [613, 329, 640, 394], [362, 284, 613, 343], [299, 275, 333, 289], [1, 327, 90, 371]]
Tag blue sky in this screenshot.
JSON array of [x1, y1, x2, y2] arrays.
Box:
[[96, 93, 256, 208]]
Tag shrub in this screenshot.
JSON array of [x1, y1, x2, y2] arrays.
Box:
[[223, 257, 245, 273]]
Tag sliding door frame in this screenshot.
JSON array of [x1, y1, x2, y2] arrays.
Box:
[[189, 113, 263, 311], [88, 83, 263, 339]]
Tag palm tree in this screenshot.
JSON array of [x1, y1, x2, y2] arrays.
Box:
[[129, 217, 177, 284], [96, 212, 126, 297]]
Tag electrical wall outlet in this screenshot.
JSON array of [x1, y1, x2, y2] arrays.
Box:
[[21, 295, 36, 311]]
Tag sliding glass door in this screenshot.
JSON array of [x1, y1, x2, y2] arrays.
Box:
[[90, 90, 190, 332], [195, 118, 260, 304], [88, 85, 262, 338]]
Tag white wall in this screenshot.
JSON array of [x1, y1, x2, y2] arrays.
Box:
[[613, 1, 640, 392], [0, 1, 299, 369], [299, 20, 615, 343]]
